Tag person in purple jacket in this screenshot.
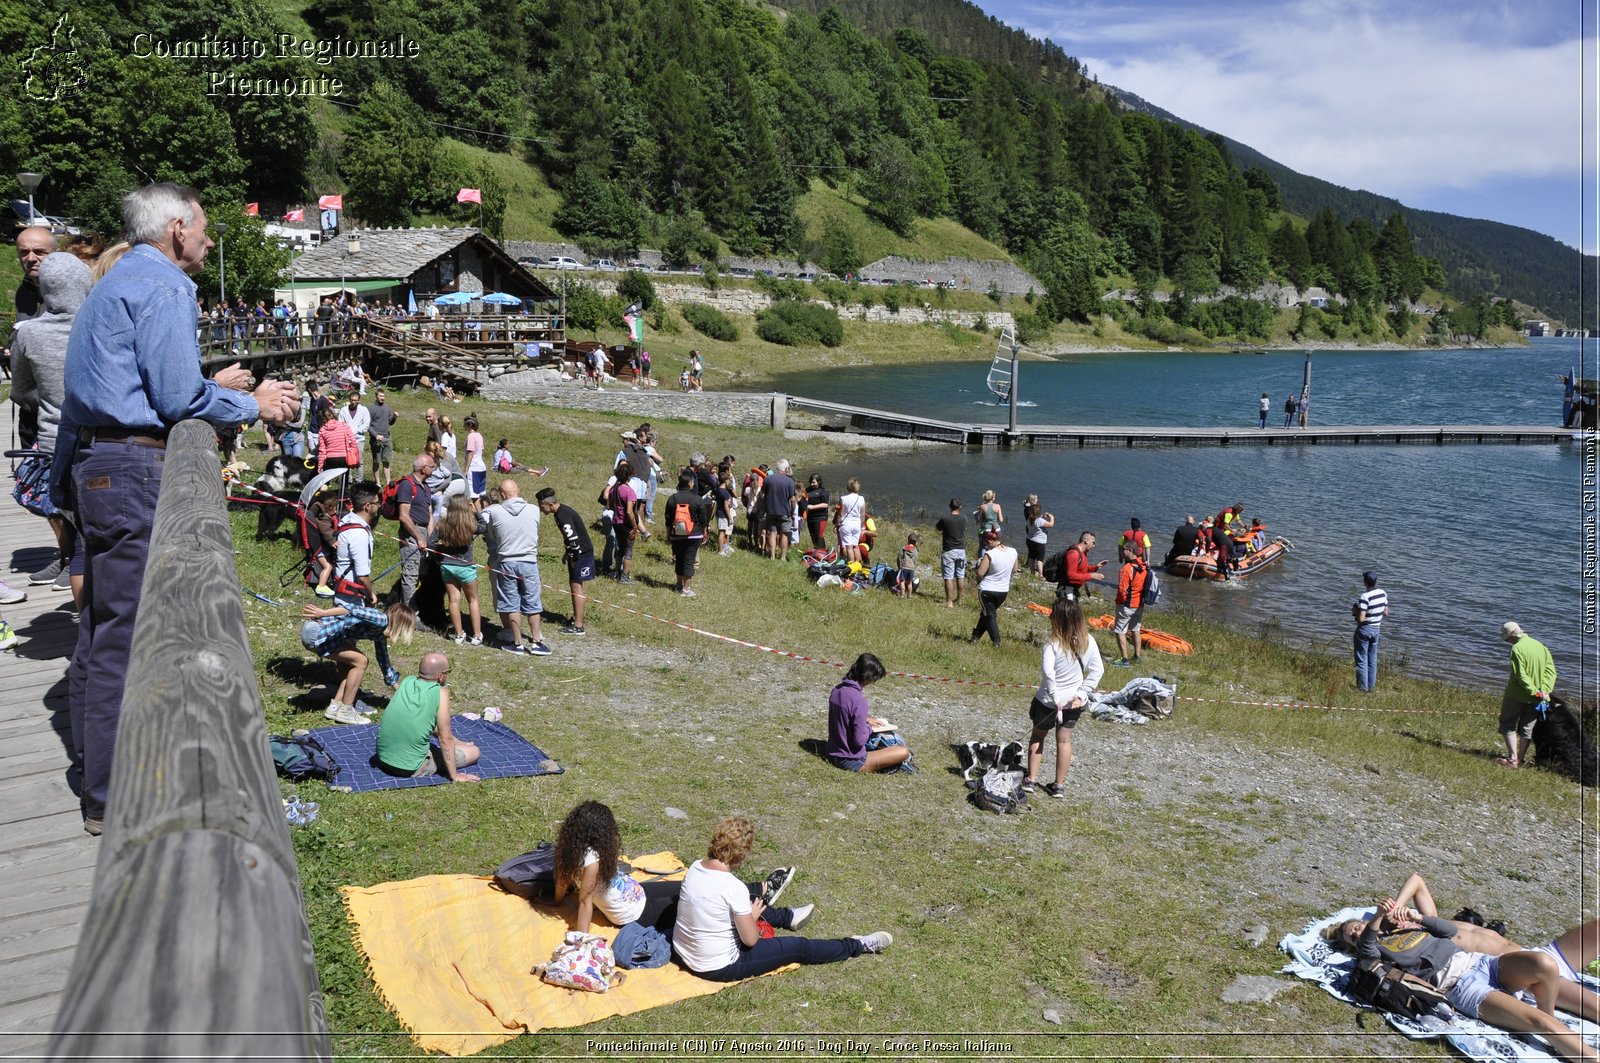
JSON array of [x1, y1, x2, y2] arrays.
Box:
[[825, 653, 911, 773]]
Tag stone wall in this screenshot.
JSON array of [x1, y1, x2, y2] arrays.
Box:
[[481, 368, 778, 428], [583, 280, 1014, 332]]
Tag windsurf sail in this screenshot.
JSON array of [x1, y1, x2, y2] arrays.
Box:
[[986, 324, 1018, 403]]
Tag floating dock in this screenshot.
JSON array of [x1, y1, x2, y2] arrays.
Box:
[[780, 396, 1577, 447]]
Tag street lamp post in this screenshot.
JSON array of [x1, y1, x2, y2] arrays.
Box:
[[15, 172, 44, 225], [215, 221, 229, 306]]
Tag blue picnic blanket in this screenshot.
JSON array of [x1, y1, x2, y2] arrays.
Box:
[[307, 716, 563, 792], [1281, 907, 1600, 1062]]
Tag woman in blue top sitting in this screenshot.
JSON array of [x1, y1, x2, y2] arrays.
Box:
[[825, 653, 911, 773]]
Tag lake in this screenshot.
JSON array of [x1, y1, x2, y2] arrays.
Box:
[[762, 338, 1595, 692]]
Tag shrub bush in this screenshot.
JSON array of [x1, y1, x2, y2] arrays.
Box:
[[682, 302, 739, 341], [617, 269, 657, 311], [755, 300, 843, 347]]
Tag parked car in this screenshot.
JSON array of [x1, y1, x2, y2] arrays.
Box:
[[592, 258, 619, 272], [727, 266, 754, 279], [547, 256, 585, 270], [796, 271, 817, 282], [9, 200, 79, 235]]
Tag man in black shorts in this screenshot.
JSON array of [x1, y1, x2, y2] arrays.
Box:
[[536, 487, 594, 634]]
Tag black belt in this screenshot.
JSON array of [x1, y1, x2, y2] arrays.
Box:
[[90, 429, 168, 449]]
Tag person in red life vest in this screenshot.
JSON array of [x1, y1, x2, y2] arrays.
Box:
[[1118, 517, 1151, 562], [1061, 531, 1106, 600]]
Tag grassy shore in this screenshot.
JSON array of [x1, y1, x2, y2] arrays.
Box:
[[233, 385, 1591, 1059]]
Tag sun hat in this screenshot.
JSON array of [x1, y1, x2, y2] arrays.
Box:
[[1501, 621, 1524, 642]]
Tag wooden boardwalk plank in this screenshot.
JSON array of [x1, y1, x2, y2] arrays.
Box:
[[0, 401, 90, 1048]]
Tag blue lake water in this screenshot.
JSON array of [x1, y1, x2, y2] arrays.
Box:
[[760, 338, 1597, 692]]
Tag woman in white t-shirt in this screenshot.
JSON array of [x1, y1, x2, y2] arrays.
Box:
[[833, 479, 867, 563], [553, 801, 680, 932], [438, 414, 458, 462], [1023, 596, 1103, 799], [969, 528, 1018, 646], [673, 816, 892, 981]]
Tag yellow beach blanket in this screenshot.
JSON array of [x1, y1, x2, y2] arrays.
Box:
[[341, 853, 758, 1056]]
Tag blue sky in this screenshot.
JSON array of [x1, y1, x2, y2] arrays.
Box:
[[975, 0, 1595, 251]]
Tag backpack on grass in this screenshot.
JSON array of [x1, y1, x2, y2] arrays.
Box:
[[269, 733, 339, 782], [494, 842, 634, 903], [1346, 958, 1452, 1019], [967, 768, 1030, 814]]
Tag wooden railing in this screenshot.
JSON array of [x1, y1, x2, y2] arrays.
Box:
[[196, 313, 565, 392], [50, 420, 330, 1059]]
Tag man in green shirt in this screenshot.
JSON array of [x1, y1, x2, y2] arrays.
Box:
[[1498, 621, 1556, 769], [375, 652, 480, 781]]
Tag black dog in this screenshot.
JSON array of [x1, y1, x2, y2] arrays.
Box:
[[1531, 696, 1599, 787], [250, 455, 313, 541]]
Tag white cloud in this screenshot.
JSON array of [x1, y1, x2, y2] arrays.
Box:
[[1015, 0, 1590, 199]]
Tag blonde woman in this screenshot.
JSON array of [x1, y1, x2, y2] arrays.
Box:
[[975, 489, 1004, 537], [672, 816, 891, 981], [433, 496, 483, 644], [1024, 595, 1103, 798]]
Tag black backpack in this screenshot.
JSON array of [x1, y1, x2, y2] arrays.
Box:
[[1042, 550, 1067, 585], [1347, 959, 1451, 1019]]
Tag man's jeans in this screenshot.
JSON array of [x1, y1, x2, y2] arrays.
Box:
[[69, 440, 163, 820], [1353, 625, 1380, 691]]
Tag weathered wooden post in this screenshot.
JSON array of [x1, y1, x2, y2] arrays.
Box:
[[50, 420, 330, 1060]]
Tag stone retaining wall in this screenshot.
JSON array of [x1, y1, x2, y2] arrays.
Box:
[[584, 280, 1014, 332], [481, 369, 778, 428]]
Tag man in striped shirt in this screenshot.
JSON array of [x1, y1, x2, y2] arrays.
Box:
[[1351, 570, 1388, 692]]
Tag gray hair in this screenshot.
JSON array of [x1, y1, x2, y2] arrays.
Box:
[[122, 183, 202, 245], [776, 458, 791, 474]]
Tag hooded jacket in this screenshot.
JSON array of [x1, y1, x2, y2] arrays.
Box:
[[476, 495, 539, 562], [12, 252, 92, 453]]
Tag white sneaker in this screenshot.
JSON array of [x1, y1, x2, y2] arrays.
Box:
[[788, 903, 814, 931], [852, 931, 892, 953], [468, 634, 483, 646], [324, 702, 370, 725], [0, 581, 26, 606]]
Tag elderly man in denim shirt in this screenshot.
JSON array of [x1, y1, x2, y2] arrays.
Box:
[[51, 183, 298, 836]]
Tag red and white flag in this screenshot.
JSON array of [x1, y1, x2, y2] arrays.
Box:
[[245, 202, 260, 217], [456, 187, 482, 204], [318, 194, 343, 210], [283, 208, 305, 222]]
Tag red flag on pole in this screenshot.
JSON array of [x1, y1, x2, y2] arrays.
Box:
[[283, 208, 305, 222], [318, 194, 343, 210], [456, 188, 482, 204], [245, 202, 260, 217]]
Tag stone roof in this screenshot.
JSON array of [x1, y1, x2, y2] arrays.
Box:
[[292, 228, 554, 298]]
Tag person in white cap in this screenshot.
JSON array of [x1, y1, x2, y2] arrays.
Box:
[[1498, 622, 1555, 768]]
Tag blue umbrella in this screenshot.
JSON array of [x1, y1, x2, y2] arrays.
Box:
[[482, 292, 522, 306], [434, 291, 481, 306]]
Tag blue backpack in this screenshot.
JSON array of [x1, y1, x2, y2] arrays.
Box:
[[269, 733, 339, 782]]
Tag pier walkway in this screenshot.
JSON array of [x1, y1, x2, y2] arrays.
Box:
[[781, 396, 1575, 447], [0, 404, 91, 1059]]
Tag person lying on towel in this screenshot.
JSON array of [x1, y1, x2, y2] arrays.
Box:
[[1324, 891, 1597, 1063]]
